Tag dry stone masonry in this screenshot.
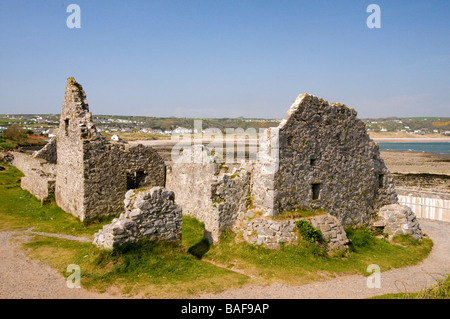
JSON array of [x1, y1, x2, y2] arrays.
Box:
[[238, 213, 349, 251], [271, 94, 398, 225], [13, 152, 56, 202], [93, 187, 182, 250], [374, 204, 423, 240]]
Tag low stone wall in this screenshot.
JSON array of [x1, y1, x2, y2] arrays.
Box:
[[93, 187, 182, 250], [374, 204, 423, 240], [13, 152, 56, 201], [309, 214, 350, 251], [239, 213, 349, 251], [241, 217, 297, 249]]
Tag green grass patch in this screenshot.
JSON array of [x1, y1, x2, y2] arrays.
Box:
[[272, 207, 325, 220], [204, 227, 432, 286], [22, 222, 248, 298], [372, 274, 449, 299], [0, 164, 109, 236]]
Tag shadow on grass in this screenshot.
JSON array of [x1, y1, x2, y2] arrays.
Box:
[[187, 238, 210, 260]]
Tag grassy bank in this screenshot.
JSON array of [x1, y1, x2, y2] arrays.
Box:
[[372, 274, 450, 299], [0, 163, 434, 298], [202, 228, 432, 286]]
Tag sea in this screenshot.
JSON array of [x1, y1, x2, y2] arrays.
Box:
[[377, 142, 450, 155]]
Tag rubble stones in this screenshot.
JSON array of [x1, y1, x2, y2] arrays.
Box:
[[375, 204, 423, 240], [240, 213, 349, 252], [93, 187, 182, 250]]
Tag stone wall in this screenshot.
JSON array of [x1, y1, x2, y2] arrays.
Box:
[[240, 218, 297, 249], [55, 78, 98, 220], [238, 213, 349, 251], [82, 142, 166, 220], [13, 152, 56, 201], [166, 158, 251, 242], [33, 138, 57, 164], [374, 204, 423, 240], [93, 187, 182, 250], [166, 162, 218, 224], [82, 140, 129, 220], [271, 94, 398, 226], [208, 166, 251, 241], [124, 143, 166, 188], [308, 214, 350, 251]]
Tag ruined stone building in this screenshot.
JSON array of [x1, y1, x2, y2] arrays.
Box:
[[14, 78, 421, 250], [14, 78, 165, 221], [166, 93, 400, 243]]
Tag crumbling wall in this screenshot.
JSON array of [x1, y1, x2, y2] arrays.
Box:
[[124, 144, 166, 189], [374, 204, 423, 240], [166, 159, 251, 242], [208, 167, 251, 241], [272, 94, 398, 226], [239, 213, 349, 251], [33, 138, 57, 164], [82, 141, 128, 220], [55, 78, 100, 220], [93, 187, 182, 250], [166, 162, 217, 224], [82, 141, 166, 220], [13, 152, 56, 201]]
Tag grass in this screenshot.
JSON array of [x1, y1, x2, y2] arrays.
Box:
[[0, 164, 107, 236], [272, 208, 326, 220], [372, 274, 450, 299], [203, 227, 433, 286], [0, 163, 435, 297], [23, 234, 248, 298]]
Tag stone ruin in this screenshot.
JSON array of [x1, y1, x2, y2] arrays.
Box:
[[13, 78, 422, 251], [14, 77, 165, 221], [93, 187, 182, 250]]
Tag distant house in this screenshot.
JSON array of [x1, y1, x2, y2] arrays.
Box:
[[173, 127, 192, 134], [48, 128, 57, 138], [111, 134, 121, 142]]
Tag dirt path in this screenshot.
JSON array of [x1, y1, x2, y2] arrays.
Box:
[[0, 231, 118, 299], [0, 219, 448, 299]]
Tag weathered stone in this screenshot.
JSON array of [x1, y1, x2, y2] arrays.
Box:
[[375, 204, 423, 240], [93, 187, 182, 250]]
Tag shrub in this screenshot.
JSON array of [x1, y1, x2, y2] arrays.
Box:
[[296, 220, 323, 243], [416, 274, 450, 299], [2, 124, 27, 142], [0, 142, 15, 151]]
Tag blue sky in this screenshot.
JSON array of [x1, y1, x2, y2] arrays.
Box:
[[0, 0, 449, 118]]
